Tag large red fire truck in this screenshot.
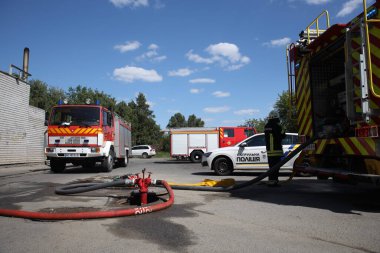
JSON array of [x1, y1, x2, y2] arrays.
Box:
[[170, 126, 256, 162], [45, 99, 131, 173], [286, 0, 380, 185]]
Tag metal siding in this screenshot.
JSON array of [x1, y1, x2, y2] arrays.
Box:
[[0, 73, 29, 165], [171, 134, 188, 155], [26, 106, 46, 163], [206, 134, 219, 151]]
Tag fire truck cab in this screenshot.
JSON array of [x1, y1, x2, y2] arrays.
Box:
[[45, 100, 131, 173]]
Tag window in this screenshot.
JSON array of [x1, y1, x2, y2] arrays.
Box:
[[246, 135, 266, 147], [282, 135, 298, 145], [103, 111, 112, 127], [223, 128, 234, 137], [282, 135, 293, 145], [103, 111, 108, 126], [50, 107, 100, 126]]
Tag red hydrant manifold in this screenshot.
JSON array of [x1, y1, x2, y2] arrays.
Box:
[[125, 169, 156, 205]]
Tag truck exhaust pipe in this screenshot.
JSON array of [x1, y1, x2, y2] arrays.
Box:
[[22, 47, 29, 80]]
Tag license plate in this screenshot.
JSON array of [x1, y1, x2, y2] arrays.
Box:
[[65, 153, 80, 157]]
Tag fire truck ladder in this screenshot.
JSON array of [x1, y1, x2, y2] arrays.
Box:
[[345, 1, 380, 123], [287, 10, 330, 115], [299, 10, 330, 45], [286, 43, 296, 113]]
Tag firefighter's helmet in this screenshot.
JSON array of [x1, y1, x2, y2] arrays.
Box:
[[268, 111, 280, 120]]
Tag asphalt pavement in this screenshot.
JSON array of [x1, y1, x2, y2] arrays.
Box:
[[1, 158, 380, 253]]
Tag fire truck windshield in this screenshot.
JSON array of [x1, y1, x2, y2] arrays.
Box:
[[50, 107, 100, 126]]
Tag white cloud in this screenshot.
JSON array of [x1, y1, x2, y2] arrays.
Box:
[[234, 109, 260, 116], [206, 43, 242, 63], [113, 65, 163, 83], [168, 68, 194, 77], [110, 0, 149, 8], [263, 37, 291, 47], [186, 50, 214, 64], [152, 55, 167, 62], [212, 91, 230, 98], [203, 106, 230, 113], [337, 0, 362, 17], [114, 41, 141, 53], [190, 88, 202, 94], [189, 78, 215, 84], [137, 43, 167, 62], [186, 43, 250, 71], [148, 44, 159, 50], [305, 0, 330, 5]]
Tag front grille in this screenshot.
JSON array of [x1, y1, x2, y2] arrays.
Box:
[[65, 137, 80, 144]]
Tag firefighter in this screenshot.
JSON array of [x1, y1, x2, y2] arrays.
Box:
[[264, 112, 285, 186]]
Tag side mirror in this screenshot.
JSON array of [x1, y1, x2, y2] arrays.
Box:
[[239, 142, 247, 148]]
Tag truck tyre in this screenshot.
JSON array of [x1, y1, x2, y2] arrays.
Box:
[[190, 151, 203, 163], [50, 159, 66, 173], [214, 157, 233, 176], [118, 155, 128, 167], [142, 152, 149, 159], [101, 150, 114, 172]]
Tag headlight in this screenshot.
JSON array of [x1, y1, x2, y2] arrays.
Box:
[[203, 152, 212, 158], [91, 147, 100, 153]]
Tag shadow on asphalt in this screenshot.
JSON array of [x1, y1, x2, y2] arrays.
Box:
[[44, 165, 126, 174], [154, 160, 192, 164], [226, 179, 380, 214], [191, 171, 294, 177]]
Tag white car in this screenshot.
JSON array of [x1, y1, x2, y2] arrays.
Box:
[[131, 145, 156, 158], [201, 133, 300, 175]]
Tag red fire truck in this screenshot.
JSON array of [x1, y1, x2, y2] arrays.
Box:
[[170, 127, 256, 162], [286, 0, 380, 184], [45, 99, 131, 173]]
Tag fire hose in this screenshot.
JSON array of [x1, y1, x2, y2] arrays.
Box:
[[168, 137, 316, 191], [0, 171, 174, 220]]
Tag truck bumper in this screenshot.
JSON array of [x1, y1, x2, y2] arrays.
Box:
[[201, 156, 209, 167], [45, 147, 103, 159]]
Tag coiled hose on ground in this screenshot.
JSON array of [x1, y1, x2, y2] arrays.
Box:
[[0, 180, 174, 220]]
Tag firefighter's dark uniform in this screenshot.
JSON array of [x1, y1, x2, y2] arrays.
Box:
[[264, 117, 285, 183]]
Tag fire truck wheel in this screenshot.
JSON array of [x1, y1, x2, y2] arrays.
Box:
[[101, 151, 114, 172], [118, 156, 128, 167], [190, 151, 203, 163], [50, 159, 66, 173], [213, 157, 233, 176]]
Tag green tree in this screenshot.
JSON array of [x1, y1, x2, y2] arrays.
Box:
[[66, 85, 116, 111], [167, 113, 187, 128], [187, 114, 204, 127], [115, 101, 134, 123], [241, 118, 266, 133], [130, 93, 161, 146], [29, 79, 65, 119], [272, 91, 297, 132]]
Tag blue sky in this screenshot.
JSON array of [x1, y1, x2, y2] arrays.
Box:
[[0, 0, 375, 129]]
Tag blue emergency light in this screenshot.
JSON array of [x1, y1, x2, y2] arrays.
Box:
[[367, 8, 377, 19]]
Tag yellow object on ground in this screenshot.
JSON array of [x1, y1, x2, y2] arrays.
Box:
[[169, 178, 235, 187]]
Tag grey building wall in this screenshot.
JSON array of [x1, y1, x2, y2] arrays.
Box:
[[0, 72, 45, 165]]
